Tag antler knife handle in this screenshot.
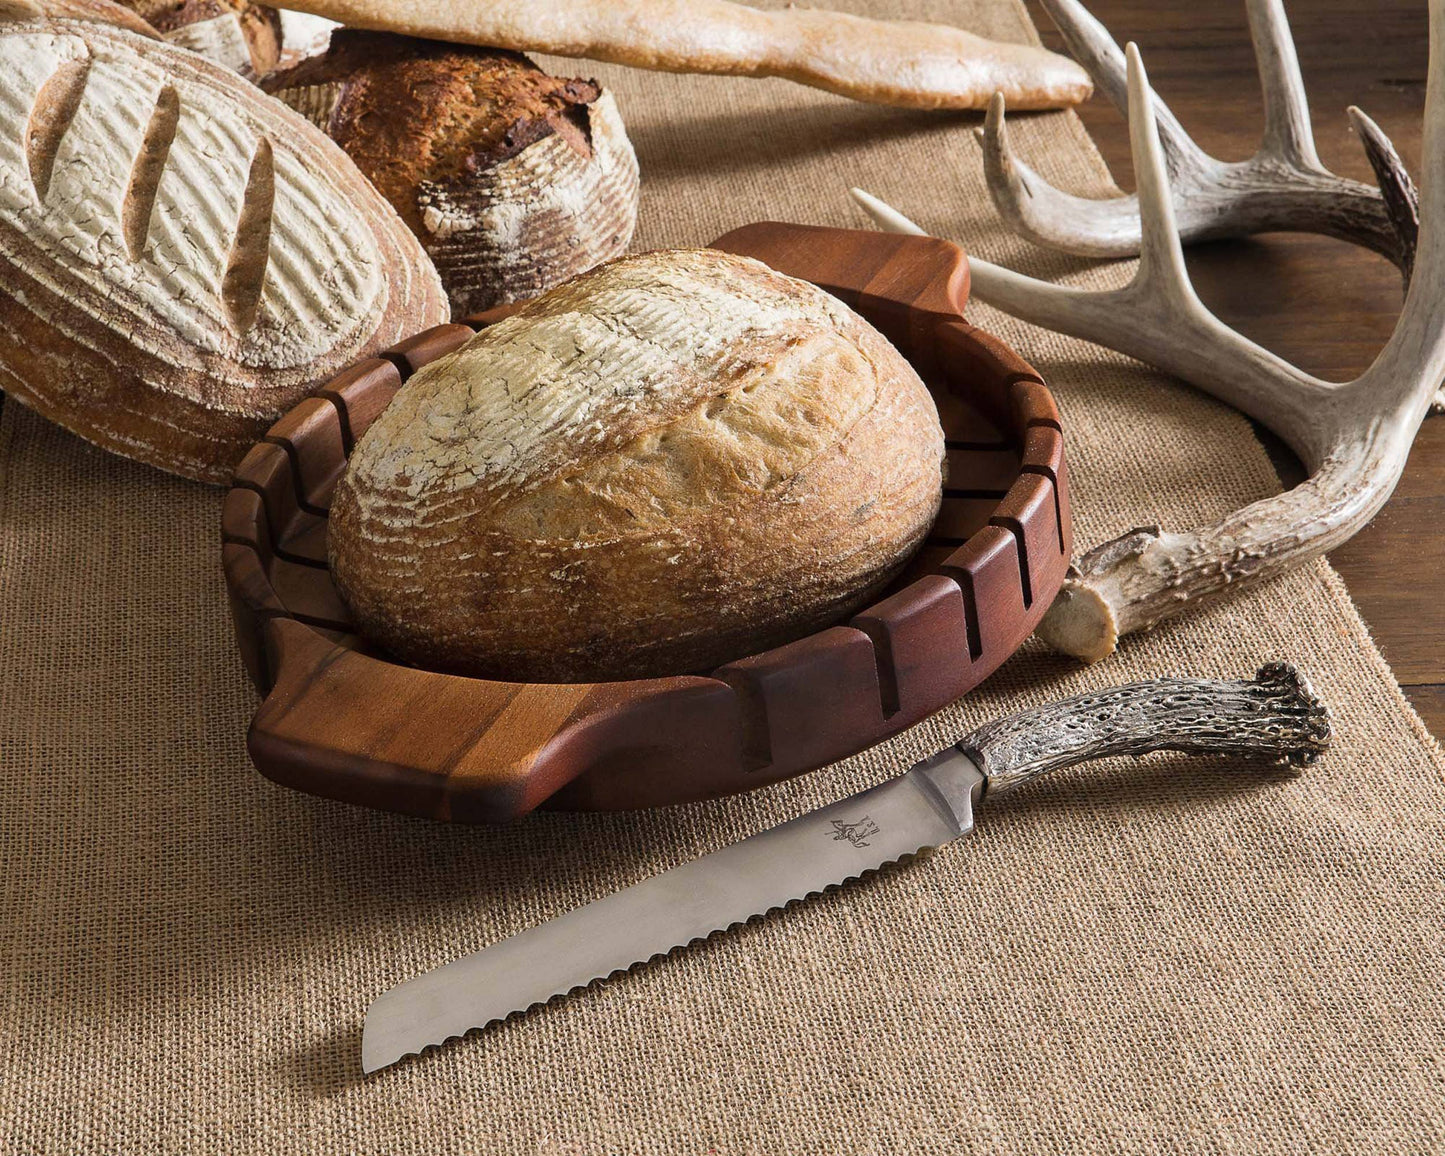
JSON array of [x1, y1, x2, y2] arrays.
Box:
[[959, 663, 1331, 796]]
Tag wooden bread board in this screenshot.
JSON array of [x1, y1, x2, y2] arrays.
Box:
[[221, 223, 1073, 822]]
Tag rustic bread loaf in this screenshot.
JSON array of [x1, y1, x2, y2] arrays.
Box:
[[328, 249, 945, 683], [0, 16, 449, 482], [264, 31, 639, 317], [119, 0, 283, 75]]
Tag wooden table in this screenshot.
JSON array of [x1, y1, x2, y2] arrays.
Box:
[[1026, 0, 1444, 734]]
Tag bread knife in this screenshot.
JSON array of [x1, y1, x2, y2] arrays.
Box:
[[362, 663, 1329, 1073]]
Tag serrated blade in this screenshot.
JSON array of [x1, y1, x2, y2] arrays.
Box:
[[362, 755, 980, 1072]]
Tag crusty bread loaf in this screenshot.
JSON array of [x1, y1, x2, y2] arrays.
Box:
[[328, 249, 945, 683], [0, 16, 449, 482], [264, 31, 639, 317], [120, 0, 283, 75]]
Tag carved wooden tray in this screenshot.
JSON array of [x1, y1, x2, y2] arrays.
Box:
[[222, 223, 1072, 822]]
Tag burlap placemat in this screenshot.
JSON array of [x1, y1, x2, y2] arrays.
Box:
[[3, 2, 1443, 1151]]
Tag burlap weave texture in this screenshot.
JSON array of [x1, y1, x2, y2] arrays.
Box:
[[1, 2, 1443, 1152]]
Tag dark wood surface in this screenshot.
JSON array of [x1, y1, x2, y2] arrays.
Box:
[[224, 224, 1073, 820], [1025, 0, 1443, 734]]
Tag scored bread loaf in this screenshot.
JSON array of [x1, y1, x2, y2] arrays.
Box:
[[0, 15, 449, 482], [328, 248, 945, 683], [263, 31, 639, 317]]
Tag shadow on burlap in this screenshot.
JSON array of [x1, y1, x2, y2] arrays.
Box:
[[1, 1, 1442, 1151]]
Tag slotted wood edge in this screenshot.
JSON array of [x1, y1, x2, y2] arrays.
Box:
[[221, 223, 1072, 822]]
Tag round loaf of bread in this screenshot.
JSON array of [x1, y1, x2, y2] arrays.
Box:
[[263, 31, 640, 317], [328, 249, 945, 683]]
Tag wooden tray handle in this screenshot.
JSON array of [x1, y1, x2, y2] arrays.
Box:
[[463, 223, 973, 334], [248, 618, 746, 822]]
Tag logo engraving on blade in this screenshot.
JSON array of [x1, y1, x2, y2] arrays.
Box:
[[829, 816, 881, 848]]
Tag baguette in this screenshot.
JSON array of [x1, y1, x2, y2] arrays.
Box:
[[0, 16, 449, 481], [272, 0, 1092, 111], [328, 248, 946, 683]]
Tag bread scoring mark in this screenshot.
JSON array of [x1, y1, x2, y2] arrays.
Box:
[[121, 82, 179, 260], [0, 29, 392, 374], [421, 94, 632, 250], [222, 134, 273, 334], [25, 56, 88, 204]]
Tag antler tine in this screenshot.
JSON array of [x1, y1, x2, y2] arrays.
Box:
[[976, 92, 1152, 258], [982, 0, 1402, 263], [975, 0, 1208, 259], [1357, 0, 1445, 404], [1350, 103, 1420, 283], [1125, 44, 1195, 300], [1248, 0, 1321, 169], [849, 187, 925, 237], [1038, 0, 1201, 163], [1348, 101, 1442, 410]]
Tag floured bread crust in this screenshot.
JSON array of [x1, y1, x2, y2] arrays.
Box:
[[329, 248, 945, 682], [264, 32, 639, 317], [0, 18, 448, 481]]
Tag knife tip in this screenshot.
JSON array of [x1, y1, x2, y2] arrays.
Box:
[[360, 989, 418, 1074], [359, 1021, 398, 1075]]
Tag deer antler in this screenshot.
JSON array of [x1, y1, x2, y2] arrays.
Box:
[[978, 0, 1429, 410], [851, 0, 1445, 662], [975, 0, 1417, 274]]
